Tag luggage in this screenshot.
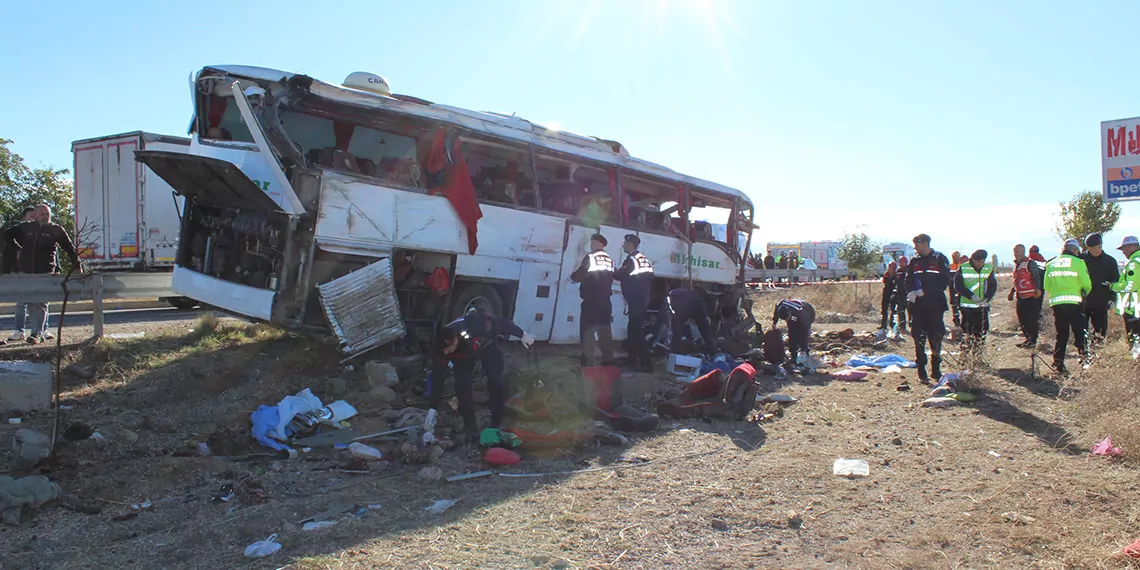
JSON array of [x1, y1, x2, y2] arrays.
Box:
[[657, 363, 759, 420]]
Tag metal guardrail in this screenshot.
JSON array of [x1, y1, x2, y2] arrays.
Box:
[[0, 273, 174, 337]]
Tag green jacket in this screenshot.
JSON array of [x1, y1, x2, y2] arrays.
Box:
[[1044, 253, 1091, 307], [1111, 250, 1140, 317]]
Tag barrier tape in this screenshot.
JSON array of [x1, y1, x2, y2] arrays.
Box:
[[748, 273, 1013, 289]]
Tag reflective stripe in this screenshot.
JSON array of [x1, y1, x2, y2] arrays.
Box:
[[629, 251, 654, 276], [1120, 292, 1140, 315], [1049, 294, 1083, 306], [588, 252, 614, 273], [1049, 271, 1079, 278], [959, 263, 993, 309]]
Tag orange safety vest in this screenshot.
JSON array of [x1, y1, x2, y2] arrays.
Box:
[[1013, 260, 1039, 299]]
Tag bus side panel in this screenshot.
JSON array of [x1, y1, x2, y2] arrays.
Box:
[[514, 262, 561, 341], [73, 144, 106, 261], [141, 140, 188, 268], [551, 225, 629, 344], [613, 230, 737, 286], [105, 137, 142, 263]]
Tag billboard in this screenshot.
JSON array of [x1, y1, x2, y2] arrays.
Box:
[[1102, 117, 1140, 202]]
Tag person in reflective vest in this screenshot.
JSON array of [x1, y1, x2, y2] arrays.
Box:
[[954, 249, 998, 351], [1007, 244, 1045, 348], [570, 233, 615, 366], [773, 298, 816, 374], [1043, 239, 1092, 375], [1111, 235, 1140, 359], [1079, 232, 1120, 345], [615, 233, 654, 373], [904, 234, 952, 383], [432, 312, 535, 436]]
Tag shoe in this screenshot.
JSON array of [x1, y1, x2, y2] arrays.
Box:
[[26, 333, 43, 345], [917, 368, 930, 385], [1024, 341, 1037, 349], [1054, 363, 1068, 376], [41, 330, 54, 340], [1131, 344, 1140, 360], [6, 331, 24, 342]]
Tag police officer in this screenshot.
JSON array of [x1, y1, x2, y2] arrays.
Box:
[[570, 234, 615, 366], [772, 298, 816, 374], [615, 234, 654, 372], [954, 249, 998, 352], [892, 256, 910, 337], [666, 288, 715, 356], [1080, 232, 1120, 344], [432, 312, 534, 437], [1044, 239, 1092, 375], [1111, 236, 1140, 359], [904, 234, 952, 383]]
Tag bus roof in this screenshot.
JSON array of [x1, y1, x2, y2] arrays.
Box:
[[199, 65, 752, 208]]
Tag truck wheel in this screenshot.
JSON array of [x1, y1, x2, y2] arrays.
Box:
[[165, 296, 200, 310], [449, 284, 503, 321]]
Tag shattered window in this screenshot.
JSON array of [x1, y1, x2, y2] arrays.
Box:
[[280, 112, 421, 186], [200, 94, 254, 143]]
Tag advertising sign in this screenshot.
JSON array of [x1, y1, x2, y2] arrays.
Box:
[[1101, 117, 1140, 202]]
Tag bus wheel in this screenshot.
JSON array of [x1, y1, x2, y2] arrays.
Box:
[[449, 284, 503, 321], [164, 296, 200, 310]]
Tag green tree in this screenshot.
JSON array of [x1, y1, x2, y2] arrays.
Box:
[[2, 138, 77, 271], [837, 232, 881, 278], [1054, 190, 1122, 242]]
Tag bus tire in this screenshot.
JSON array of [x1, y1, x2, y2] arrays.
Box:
[[450, 283, 503, 320], [165, 296, 200, 310]]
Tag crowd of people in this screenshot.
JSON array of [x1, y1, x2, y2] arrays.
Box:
[[877, 232, 1140, 379]]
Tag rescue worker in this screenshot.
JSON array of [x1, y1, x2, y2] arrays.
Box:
[[772, 298, 816, 374], [1043, 239, 1092, 375], [948, 251, 963, 330], [892, 256, 910, 337], [1008, 244, 1045, 348], [904, 234, 952, 383], [2, 204, 80, 344], [1110, 236, 1140, 359], [1029, 245, 1047, 263], [954, 249, 998, 352], [776, 252, 788, 270], [614, 234, 654, 372], [880, 261, 898, 332], [570, 234, 615, 366], [432, 312, 535, 437], [1079, 232, 1119, 345], [666, 288, 715, 356]]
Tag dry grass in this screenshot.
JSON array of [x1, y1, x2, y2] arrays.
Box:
[[751, 281, 882, 320], [1075, 338, 1140, 454]]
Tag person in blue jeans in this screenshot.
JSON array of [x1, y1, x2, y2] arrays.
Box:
[[2, 207, 36, 344]]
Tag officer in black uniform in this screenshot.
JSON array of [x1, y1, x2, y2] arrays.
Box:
[[666, 288, 715, 356], [570, 234, 615, 366], [432, 312, 534, 436], [615, 233, 654, 372]]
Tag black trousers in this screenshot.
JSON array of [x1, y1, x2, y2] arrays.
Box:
[[1016, 296, 1043, 343], [880, 288, 894, 329], [786, 323, 811, 369], [625, 302, 649, 366], [671, 312, 715, 355], [894, 298, 908, 332], [960, 306, 989, 348], [1125, 315, 1140, 344], [1084, 303, 1111, 341], [1052, 304, 1087, 367], [430, 345, 508, 431], [911, 307, 946, 378], [949, 289, 962, 327], [581, 300, 614, 366]]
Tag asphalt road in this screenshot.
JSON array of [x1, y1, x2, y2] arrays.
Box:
[[0, 306, 201, 331]]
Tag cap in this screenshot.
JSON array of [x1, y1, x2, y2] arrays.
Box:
[[970, 249, 987, 261], [913, 234, 932, 244], [1118, 236, 1139, 250], [1085, 233, 1103, 248], [1064, 238, 1081, 251], [623, 233, 640, 246], [1029, 245, 1040, 252], [590, 233, 608, 246]]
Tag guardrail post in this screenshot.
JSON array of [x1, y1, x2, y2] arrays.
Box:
[[92, 274, 104, 338]]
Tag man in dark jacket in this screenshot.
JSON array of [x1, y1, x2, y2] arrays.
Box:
[[892, 256, 910, 337], [1, 207, 36, 345], [763, 253, 776, 269], [2, 204, 80, 344], [904, 234, 952, 383], [431, 312, 534, 436], [570, 234, 615, 365], [880, 261, 898, 332], [954, 249, 998, 351], [1080, 232, 1120, 344], [614, 234, 654, 373], [666, 288, 715, 355], [773, 298, 816, 374]]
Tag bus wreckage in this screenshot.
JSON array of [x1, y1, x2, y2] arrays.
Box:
[[138, 65, 758, 357]]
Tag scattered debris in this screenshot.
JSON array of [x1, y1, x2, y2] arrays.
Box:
[[831, 369, 869, 382], [921, 397, 960, 408], [447, 471, 494, 483], [12, 428, 51, 470], [0, 475, 61, 525], [803, 419, 817, 426], [349, 442, 385, 461], [1121, 536, 1140, 559], [1092, 436, 1124, 457], [896, 381, 911, 392], [366, 361, 400, 390], [833, 458, 870, 477], [759, 394, 798, 404], [418, 467, 445, 481], [891, 437, 904, 446], [1001, 511, 1036, 525], [302, 520, 338, 531], [7, 418, 21, 425], [485, 448, 522, 466], [425, 499, 460, 515], [882, 365, 903, 374], [212, 485, 236, 503], [107, 331, 145, 340], [62, 422, 96, 442], [988, 451, 1002, 458], [787, 510, 803, 529], [244, 534, 282, 558], [847, 354, 917, 369], [711, 518, 729, 531]]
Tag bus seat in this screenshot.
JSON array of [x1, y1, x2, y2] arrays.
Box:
[[692, 221, 713, 241]]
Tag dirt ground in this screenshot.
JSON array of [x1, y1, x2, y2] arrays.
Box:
[[2, 280, 1140, 570]]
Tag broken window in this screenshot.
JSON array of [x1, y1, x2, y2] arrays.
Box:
[[461, 139, 534, 206], [280, 111, 422, 187], [199, 93, 255, 144]]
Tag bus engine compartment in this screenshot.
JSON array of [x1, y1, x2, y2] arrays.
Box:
[[180, 204, 286, 290]]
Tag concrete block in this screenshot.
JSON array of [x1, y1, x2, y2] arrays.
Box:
[[0, 361, 53, 412]]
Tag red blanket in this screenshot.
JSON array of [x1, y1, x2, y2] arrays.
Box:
[[425, 128, 482, 254]]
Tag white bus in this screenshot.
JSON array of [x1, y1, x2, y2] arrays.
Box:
[[138, 65, 756, 356]]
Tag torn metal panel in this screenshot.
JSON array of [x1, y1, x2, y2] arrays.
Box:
[[318, 258, 406, 357]]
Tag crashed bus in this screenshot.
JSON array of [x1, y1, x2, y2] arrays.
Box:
[[139, 65, 756, 357]]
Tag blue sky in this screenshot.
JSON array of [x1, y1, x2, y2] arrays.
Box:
[[4, 0, 1139, 262]]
